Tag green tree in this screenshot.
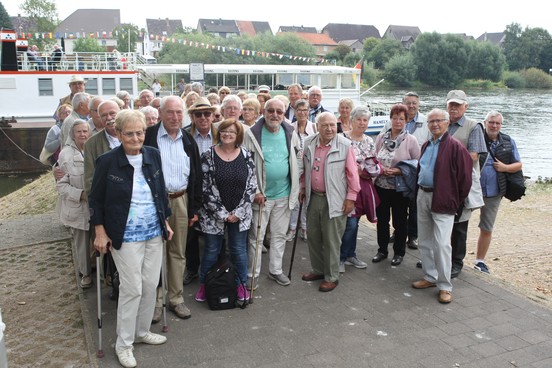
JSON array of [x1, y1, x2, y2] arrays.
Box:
[[0, 2, 13, 29], [362, 37, 379, 56], [466, 40, 505, 82], [20, 0, 57, 31], [72, 37, 107, 53], [383, 54, 416, 86], [502, 23, 552, 72], [113, 24, 140, 53], [367, 38, 402, 69], [411, 32, 470, 87]]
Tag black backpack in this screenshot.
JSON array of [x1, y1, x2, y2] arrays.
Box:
[[205, 255, 245, 310]]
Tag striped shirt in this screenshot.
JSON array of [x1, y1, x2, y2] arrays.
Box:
[[157, 123, 190, 192]]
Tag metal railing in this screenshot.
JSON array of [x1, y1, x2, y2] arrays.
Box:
[[16, 51, 140, 72]]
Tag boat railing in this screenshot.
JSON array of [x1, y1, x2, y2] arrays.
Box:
[[15, 51, 140, 72]]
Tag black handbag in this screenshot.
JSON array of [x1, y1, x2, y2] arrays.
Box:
[[504, 171, 526, 202]]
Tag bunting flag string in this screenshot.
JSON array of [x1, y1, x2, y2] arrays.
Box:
[[14, 31, 333, 64]]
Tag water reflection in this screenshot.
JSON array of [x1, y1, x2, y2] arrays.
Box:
[[366, 88, 552, 179]]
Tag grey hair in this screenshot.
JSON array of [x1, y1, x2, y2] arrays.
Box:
[[294, 99, 308, 110], [140, 105, 158, 117], [484, 110, 503, 122], [160, 95, 183, 111], [88, 96, 104, 110], [116, 90, 130, 100], [71, 92, 90, 109], [221, 94, 242, 110], [351, 106, 372, 121], [427, 108, 449, 121], [308, 85, 322, 96], [139, 89, 153, 98]]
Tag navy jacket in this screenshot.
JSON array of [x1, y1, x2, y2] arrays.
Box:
[[144, 122, 202, 218], [88, 145, 172, 249]]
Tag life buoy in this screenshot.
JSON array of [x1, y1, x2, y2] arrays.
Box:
[[121, 57, 127, 69]]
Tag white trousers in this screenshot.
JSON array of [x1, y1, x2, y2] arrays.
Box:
[[417, 190, 454, 291], [248, 197, 291, 277], [111, 236, 163, 349]]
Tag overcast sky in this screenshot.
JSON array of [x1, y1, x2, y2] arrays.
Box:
[[3, 0, 551, 38]]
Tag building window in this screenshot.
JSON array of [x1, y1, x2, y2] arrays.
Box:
[[120, 78, 134, 95], [86, 78, 98, 95], [38, 78, 53, 96], [103, 78, 116, 95]]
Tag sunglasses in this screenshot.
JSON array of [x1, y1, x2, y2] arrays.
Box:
[[193, 111, 212, 118], [266, 108, 284, 115]]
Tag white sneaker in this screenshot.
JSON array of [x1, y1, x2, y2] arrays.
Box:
[[345, 256, 368, 269], [285, 229, 296, 242], [135, 331, 167, 345], [339, 261, 345, 273], [116, 346, 137, 368], [300, 229, 307, 241]]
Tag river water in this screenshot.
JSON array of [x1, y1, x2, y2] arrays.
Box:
[[366, 88, 552, 180]]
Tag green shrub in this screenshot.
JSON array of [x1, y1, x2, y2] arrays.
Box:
[[383, 54, 416, 87], [520, 68, 552, 88], [503, 71, 526, 88], [361, 62, 383, 87]]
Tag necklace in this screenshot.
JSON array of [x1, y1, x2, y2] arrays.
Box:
[[217, 145, 237, 161]]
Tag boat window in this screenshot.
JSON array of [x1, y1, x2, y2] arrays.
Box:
[[103, 78, 116, 95], [38, 79, 53, 96], [86, 79, 98, 95], [120, 78, 134, 95]]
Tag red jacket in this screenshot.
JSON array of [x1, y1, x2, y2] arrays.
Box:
[[419, 132, 472, 215]]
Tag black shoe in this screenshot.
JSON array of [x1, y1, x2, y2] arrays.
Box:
[[391, 255, 403, 266], [183, 269, 198, 285], [388, 233, 395, 244], [406, 237, 418, 249], [450, 269, 462, 279], [372, 252, 388, 263], [416, 260, 422, 269]]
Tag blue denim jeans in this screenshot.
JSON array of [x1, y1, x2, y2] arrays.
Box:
[[200, 222, 248, 285], [340, 216, 360, 261]]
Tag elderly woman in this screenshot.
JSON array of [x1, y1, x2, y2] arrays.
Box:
[[139, 105, 159, 127], [339, 106, 382, 272], [89, 110, 174, 368], [286, 99, 316, 241], [218, 86, 231, 102], [56, 119, 91, 288], [337, 98, 354, 133], [372, 104, 420, 266], [206, 92, 220, 106], [256, 92, 271, 115], [195, 119, 257, 302], [116, 91, 132, 109], [183, 91, 199, 127], [42, 104, 72, 165], [241, 98, 261, 127]]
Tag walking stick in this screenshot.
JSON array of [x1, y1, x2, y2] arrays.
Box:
[[249, 202, 264, 303], [161, 243, 169, 333], [288, 201, 303, 279], [95, 251, 104, 358]]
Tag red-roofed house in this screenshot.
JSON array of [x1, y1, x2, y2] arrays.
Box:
[[291, 32, 338, 57]]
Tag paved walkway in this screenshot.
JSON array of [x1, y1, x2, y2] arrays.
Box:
[[84, 219, 552, 368]]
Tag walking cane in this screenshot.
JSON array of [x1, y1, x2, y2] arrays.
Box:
[[161, 243, 169, 333], [95, 251, 104, 358], [249, 202, 264, 304], [287, 201, 303, 280]]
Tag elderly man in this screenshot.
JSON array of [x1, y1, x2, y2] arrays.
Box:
[[446, 90, 486, 278], [285, 83, 303, 123], [60, 92, 91, 147], [87, 96, 105, 136], [84, 100, 121, 194], [412, 109, 472, 304], [57, 75, 86, 110], [243, 98, 302, 289], [301, 112, 360, 292], [220, 94, 243, 122], [139, 89, 154, 109], [144, 96, 202, 322], [183, 97, 218, 285], [307, 86, 330, 123], [475, 111, 522, 274]]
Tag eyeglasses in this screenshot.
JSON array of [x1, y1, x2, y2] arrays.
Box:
[[193, 111, 212, 118], [427, 119, 447, 125], [296, 108, 309, 113], [214, 114, 221, 118], [220, 130, 237, 135], [121, 130, 145, 138], [486, 121, 502, 125], [266, 108, 284, 115]]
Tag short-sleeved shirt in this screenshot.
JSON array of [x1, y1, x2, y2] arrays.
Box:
[[262, 126, 290, 200]]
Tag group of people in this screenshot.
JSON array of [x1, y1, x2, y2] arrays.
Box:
[[26, 44, 63, 71], [46, 75, 522, 367]]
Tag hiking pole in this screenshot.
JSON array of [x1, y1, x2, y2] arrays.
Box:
[[249, 202, 264, 303], [161, 243, 169, 333], [288, 201, 303, 280], [95, 251, 104, 358]]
